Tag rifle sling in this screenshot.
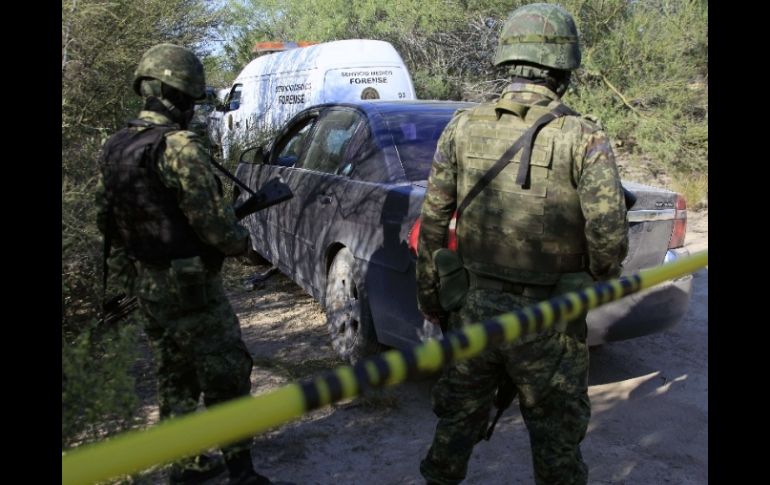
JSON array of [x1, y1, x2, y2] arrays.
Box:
[[485, 407, 506, 441]]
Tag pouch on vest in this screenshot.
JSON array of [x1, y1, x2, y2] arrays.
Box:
[[432, 248, 469, 312], [170, 256, 208, 312], [552, 271, 595, 341]]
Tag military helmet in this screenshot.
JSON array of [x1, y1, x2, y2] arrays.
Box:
[[494, 3, 581, 70], [133, 44, 206, 100]]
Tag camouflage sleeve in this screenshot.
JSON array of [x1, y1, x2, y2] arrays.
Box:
[[158, 131, 249, 256], [573, 125, 629, 280], [416, 114, 462, 313]]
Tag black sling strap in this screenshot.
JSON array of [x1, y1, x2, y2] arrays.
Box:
[[456, 104, 577, 220]]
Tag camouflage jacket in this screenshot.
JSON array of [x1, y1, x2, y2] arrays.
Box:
[[95, 110, 248, 293], [416, 83, 629, 314]]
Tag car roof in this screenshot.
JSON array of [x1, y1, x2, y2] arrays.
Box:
[[311, 100, 478, 116]]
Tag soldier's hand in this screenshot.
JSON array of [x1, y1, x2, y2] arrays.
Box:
[[422, 310, 449, 333], [238, 235, 252, 256], [422, 311, 446, 326]]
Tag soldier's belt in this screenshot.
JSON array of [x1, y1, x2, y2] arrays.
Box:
[[468, 272, 553, 299], [467, 244, 587, 274]]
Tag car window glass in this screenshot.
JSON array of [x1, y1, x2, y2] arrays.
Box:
[[226, 84, 243, 111], [272, 119, 316, 167], [380, 110, 458, 181], [299, 110, 363, 174]]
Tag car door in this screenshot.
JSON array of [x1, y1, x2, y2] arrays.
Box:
[[220, 83, 243, 161], [288, 107, 369, 293], [244, 113, 319, 273]]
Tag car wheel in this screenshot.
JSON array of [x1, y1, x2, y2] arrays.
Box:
[[325, 248, 383, 363], [242, 241, 270, 266]]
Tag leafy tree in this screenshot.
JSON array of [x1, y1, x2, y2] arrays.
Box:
[[220, 0, 707, 178]]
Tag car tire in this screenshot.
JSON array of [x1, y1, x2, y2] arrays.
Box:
[[325, 248, 383, 363]]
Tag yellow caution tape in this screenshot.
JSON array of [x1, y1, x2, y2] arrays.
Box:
[[62, 250, 707, 484]]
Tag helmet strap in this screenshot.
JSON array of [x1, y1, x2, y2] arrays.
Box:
[[508, 64, 551, 80], [508, 64, 571, 97], [139, 79, 194, 128]]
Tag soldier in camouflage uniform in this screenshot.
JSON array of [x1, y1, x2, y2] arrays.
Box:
[[416, 4, 629, 484], [95, 44, 275, 485]]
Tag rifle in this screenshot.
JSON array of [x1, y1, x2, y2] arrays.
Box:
[[234, 177, 293, 220], [484, 374, 517, 441], [98, 293, 139, 328], [206, 155, 293, 221]]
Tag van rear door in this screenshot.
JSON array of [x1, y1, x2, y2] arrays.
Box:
[[322, 67, 415, 103]]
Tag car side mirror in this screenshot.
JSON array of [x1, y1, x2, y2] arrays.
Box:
[[239, 146, 266, 165]]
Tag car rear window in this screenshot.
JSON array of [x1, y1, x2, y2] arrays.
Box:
[[380, 110, 458, 181]]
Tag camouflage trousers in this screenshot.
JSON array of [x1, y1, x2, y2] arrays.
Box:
[[136, 261, 254, 474], [420, 287, 590, 485]]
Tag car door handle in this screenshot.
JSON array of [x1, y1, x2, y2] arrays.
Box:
[[318, 194, 333, 205]]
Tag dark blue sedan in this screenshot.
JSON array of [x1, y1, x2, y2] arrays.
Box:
[[234, 101, 693, 362]]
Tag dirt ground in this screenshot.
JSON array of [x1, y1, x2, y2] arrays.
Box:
[[132, 209, 708, 485]]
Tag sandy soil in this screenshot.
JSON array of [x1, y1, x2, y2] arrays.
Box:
[[131, 210, 707, 485]]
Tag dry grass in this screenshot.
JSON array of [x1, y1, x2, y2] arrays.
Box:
[[671, 172, 708, 210]]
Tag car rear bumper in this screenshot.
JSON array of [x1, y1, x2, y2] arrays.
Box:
[[586, 248, 693, 345]]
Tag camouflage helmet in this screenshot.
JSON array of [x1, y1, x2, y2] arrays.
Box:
[[494, 3, 581, 70], [133, 44, 206, 100]]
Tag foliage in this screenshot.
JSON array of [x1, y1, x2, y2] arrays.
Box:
[[566, 0, 708, 176], [61, 321, 140, 448]]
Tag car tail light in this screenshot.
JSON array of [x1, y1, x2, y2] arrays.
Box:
[[407, 218, 421, 256], [668, 194, 687, 248], [447, 211, 458, 251], [407, 211, 459, 256]]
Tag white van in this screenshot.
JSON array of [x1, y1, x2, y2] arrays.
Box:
[[218, 39, 416, 162], [206, 87, 229, 150]]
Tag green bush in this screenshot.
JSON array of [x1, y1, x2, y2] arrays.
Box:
[[566, 0, 708, 177], [62, 322, 140, 448]]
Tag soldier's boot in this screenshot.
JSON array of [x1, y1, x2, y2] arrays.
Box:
[[224, 450, 273, 485], [168, 453, 226, 484]]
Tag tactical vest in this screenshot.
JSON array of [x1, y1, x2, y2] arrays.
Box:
[[455, 98, 587, 285], [100, 121, 223, 266]]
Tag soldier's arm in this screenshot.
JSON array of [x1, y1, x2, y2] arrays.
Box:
[[159, 132, 249, 256], [573, 126, 629, 280], [416, 115, 462, 314]]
